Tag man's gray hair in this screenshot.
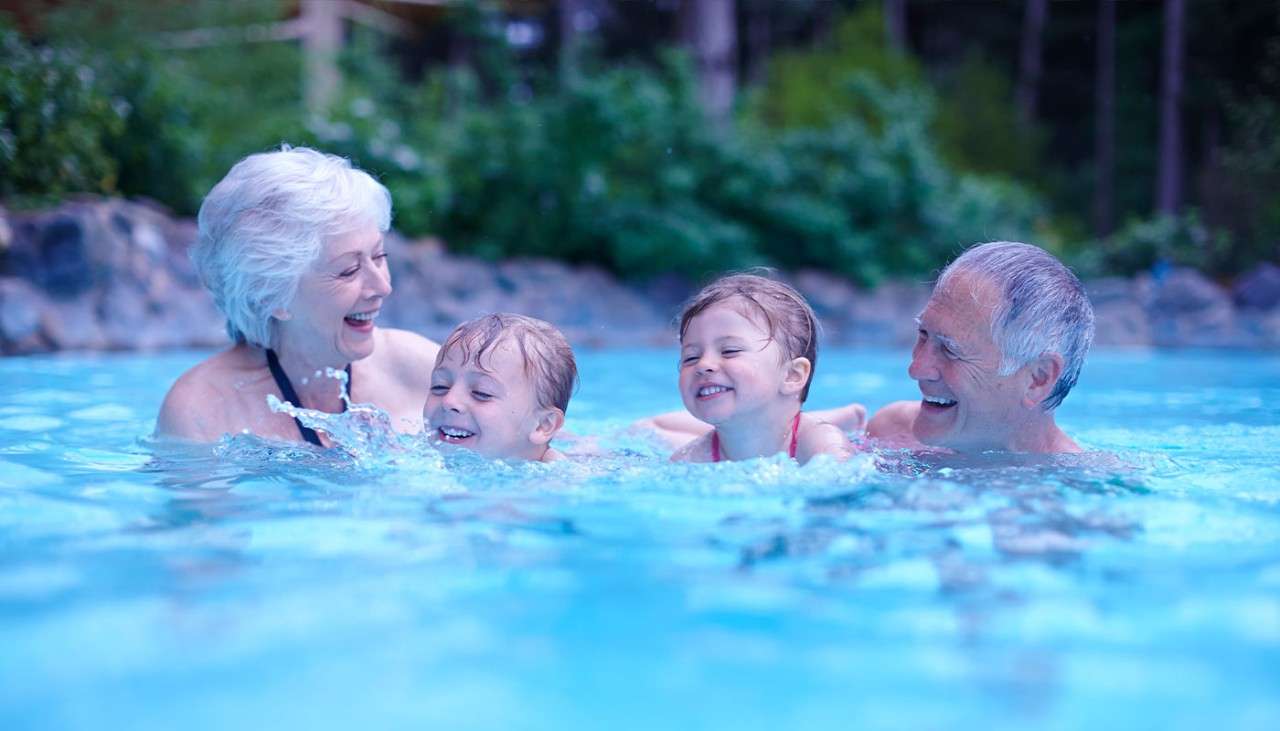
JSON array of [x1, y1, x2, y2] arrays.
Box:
[[192, 145, 392, 347], [937, 241, 1094, 410]]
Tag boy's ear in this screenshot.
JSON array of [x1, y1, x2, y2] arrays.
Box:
[[529, 407, 565, 446], [1021, 353, 1063, 409], [780, 357, 812, 397]]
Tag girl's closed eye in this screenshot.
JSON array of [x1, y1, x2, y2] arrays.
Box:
[[471, 390, 494, 401], [429, 384, 449, 395]]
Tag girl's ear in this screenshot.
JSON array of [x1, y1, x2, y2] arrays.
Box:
[[1022, 353, 1064, 409], [529, 407, 566, 446], [781, 357, 812, 397]]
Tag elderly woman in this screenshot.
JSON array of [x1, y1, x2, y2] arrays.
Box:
[[157, 146, 439, 445]]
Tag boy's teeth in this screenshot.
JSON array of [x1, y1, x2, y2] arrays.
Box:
[[923, 396, 957, 406], [698, 385, 730, 397], [439, 426, 474, 438]]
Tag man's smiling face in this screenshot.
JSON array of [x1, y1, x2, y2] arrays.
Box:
[[908, 270, 1031, 451]]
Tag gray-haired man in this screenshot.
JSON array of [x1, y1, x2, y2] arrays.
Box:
[[867, 241, 1095, 453]]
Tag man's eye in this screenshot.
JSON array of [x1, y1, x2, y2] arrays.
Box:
[[339, 266, 359, 278], [472, 391, 493, 401], [942, 346, 958, 359], [374, 253, 389, 264]]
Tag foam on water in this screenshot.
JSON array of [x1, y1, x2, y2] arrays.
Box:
[[0, 347, 1277, 730]]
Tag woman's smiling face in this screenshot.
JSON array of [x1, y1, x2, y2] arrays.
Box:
[[276, 224, 391, 364]]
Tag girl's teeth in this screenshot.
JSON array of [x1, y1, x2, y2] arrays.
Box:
[[698, 385, 729, 397]]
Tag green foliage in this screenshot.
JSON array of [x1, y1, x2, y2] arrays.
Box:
[[1076, 210, 1234, 277], [933, 51, 1043, 184], [0, 23, 124, 203], [322, 45, 1048, 285]]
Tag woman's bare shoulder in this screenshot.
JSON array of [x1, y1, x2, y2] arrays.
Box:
[[156, 349, 257, 441], [374, 327, 440, 381]]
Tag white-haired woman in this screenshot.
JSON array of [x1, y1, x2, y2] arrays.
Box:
[[157, 146, 439, 445]]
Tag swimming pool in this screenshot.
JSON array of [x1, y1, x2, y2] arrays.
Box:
[[2, 348, 1278, 730]]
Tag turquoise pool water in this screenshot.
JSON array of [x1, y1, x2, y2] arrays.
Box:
[[2, 348, 1278, 730]]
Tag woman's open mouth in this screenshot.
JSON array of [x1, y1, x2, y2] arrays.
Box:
[[344, 310, 378, 331]]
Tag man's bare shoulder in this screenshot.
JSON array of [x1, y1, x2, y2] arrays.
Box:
[[866, 400, 924, 447]]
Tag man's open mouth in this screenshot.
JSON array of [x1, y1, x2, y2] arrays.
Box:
[[438, 426, 475, 443], [921, 395, 958, 410], [696, 384, 733, 400]]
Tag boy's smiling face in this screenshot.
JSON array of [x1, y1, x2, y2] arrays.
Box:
[[425, 337, 559, 460], [678, 300, 802, 426]]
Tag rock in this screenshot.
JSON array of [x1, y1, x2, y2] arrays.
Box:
[[0, 277, 47, 353], [1233, 262, 1280, 311], [1147, 268, 1240, 347]]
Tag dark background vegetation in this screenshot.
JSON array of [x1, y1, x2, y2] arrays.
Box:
[[1, 0, 1276, 285]]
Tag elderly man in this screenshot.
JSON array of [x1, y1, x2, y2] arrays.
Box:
[[867, 241, 1094, 453], [639, 241, 1094, 455]]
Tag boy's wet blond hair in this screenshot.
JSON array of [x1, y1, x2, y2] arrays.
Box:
[[678, 273, 820, 402], [437, 313, 578, 413]]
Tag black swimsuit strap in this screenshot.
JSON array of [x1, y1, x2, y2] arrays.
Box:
[[264, 349, 351, 447]]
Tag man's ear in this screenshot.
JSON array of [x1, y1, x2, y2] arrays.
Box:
[[1022, 353, 1063, 409], [529, 407, 565, 446], [781, 357, 812, 397]]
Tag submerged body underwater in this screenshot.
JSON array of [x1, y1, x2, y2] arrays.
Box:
[[2, 347, 1278, 729]]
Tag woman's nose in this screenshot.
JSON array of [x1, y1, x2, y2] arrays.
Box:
[[365, 259, 392, 298]]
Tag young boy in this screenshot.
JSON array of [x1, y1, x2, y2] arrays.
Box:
[[425, 313, 577, 462]]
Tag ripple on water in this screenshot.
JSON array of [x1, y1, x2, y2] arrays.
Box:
[[67, 404, 136, 422], [0, 460, 60, 489], [1, 415, 64, 432]]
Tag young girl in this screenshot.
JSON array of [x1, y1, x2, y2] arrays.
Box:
[[670, 274, 854, 464]]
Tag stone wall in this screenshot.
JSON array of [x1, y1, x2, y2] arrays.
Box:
[[1, 198, 1277, 354]]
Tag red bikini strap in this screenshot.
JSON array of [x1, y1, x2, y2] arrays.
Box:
[[788, 412, 801, 459], [711, 430, 721, 462]]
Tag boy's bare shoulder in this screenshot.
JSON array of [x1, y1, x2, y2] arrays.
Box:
[[670, 431, 714, 463], [866, 400, 924, 447]]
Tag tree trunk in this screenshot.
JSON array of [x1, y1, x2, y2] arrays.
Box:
[[1094, 0, 1117, 238], [885, 0, 907, 50], [559, 0, 592, 83], [745, 0, 770, 85], [302, 0, 343, 116], [1156, 0, 1186, 215], [679, 0, 738, 126], [1016, 0, 1049, 125]]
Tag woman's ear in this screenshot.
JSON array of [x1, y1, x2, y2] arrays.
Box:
[[781, 357, 812, 397], [1022, 353, 1064, 409], [529, 407, 566, 446]]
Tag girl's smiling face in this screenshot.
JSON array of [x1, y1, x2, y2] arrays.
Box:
[[678, 300, 800, 426]]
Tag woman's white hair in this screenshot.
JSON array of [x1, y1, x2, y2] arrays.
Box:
[[192, 145, 392, 348], [937, 241, 1094, 410]]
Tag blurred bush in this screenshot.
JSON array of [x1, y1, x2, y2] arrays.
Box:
[[1074, 210, 1233, 277]]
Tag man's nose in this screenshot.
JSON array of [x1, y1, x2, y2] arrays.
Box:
[[908, 341, 939, 381]]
